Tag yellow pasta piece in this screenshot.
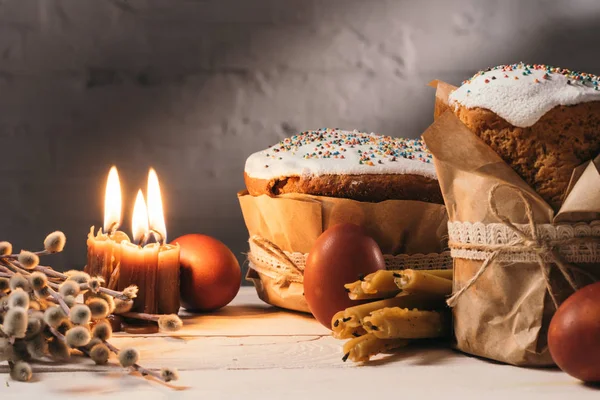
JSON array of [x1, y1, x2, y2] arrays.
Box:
[[342, 333, 409, 363], [343, 280, 392, 301], [420, 269, 453, 280], [331, 310, 367, 339], [363, 307, 450, 339], [330, 293, 444, 339], [360, 270, 401, 295], [394, 269, 452, 296]]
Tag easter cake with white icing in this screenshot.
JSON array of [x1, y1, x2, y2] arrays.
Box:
[[449, 63, 600, 209], [244, 128, 443, 203]]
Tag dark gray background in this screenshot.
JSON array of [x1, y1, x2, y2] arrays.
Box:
[[1, 0, 599, 279]]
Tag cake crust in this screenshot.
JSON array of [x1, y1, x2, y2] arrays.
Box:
[[244, 171, 443, 203], [453, 101, 600, 209]]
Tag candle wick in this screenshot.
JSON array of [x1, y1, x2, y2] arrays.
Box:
[[108, 221, 119, 236], [137, 232, 148, 247], [149, 229, 165, 246]]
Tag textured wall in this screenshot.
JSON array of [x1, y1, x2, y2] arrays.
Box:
[[1, 0, 600, 277]]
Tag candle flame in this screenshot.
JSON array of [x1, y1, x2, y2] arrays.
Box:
[[147, 168, 167, 243], [104, 166, 122, 233], [132, 189, 149, 244]]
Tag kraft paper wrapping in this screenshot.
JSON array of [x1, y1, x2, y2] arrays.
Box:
[[238, 190, 449, 313], [423, 82, 600, 366]]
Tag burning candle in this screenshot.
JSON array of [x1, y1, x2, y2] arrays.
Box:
[[86, 167, 180, 315], [86, 167, 130, 288], [148, 170, 181, 314]]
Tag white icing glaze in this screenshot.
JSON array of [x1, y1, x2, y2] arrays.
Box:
[[245, 129, 436, 180], [449, 63, 600, 128]]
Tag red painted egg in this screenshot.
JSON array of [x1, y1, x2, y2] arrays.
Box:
[[304, 223, 385, 328], [548, 281, 600, 382], [171, 234, 241, 312]]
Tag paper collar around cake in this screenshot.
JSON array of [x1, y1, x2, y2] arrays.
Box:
[[244, 128, 436, 180], [449, 63, 600, 128]]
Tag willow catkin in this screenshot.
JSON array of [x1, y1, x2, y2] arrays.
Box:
[[158, 315, 183, 332], [9, 273, 30, 292], [44, 231, 66, 253], [88, 277, 104, 294], [122, 286, 138, 300], [8, 288, 30, 309], [95, 293, 115, 314], [10, 361, 32, 382], [87, 298, 110, 319], [65, 270, 90, 284], [90, 343, 110, 365], [28, 272, 48, 292], [160, 368, 179, 382], [70, 304, 92, 325], [65, 326, 91, 348], [43, 306, 66, 328], [118, 348, 139, 367], [3, 307, 28, 338], [58, 280, 80, 297], [0, 277, 10, 293], [0, 241, 12, 256], [92, 320, 112, 341], [18, 251, 39, 270], [113, 298, 133, 314]]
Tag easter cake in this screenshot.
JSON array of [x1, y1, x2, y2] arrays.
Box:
[[449, 63, 600, 209], [244, 128, 443, 203]]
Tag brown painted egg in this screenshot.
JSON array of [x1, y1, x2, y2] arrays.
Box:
[[304, 223, 385, 328], [548, 281, 600, 382], [171, 234, 241, 312]]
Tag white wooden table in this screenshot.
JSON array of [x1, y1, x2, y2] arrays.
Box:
[[1, 287, 598, 399]]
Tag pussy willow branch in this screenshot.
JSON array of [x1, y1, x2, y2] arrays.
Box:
[[1, 259, 60, 290], [79, 283, 131, 301], [101, 339, 167, 382], [1, 250, 52, 260], [47, 286, 70, 315], [1, 257, 133, 301], [119, 312, 159, 321]]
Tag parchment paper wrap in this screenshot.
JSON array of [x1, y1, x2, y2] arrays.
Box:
[[238, 190, 451, 313], [423, 81, 600, 366]]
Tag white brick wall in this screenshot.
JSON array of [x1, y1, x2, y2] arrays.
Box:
[[0, 0, 598, 276]]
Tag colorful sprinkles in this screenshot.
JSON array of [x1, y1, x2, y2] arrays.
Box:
[[263, 128, 432, 168], [461, 62, 600, 91]]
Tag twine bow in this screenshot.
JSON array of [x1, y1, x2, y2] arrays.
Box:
[[447, 183, 598, 308], [248, 235, 304, 286]]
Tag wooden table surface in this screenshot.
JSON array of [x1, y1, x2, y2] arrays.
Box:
[[1, 287, 598, 400]]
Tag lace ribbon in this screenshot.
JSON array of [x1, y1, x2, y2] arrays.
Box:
[[247, 235, 452, 286], [447, 183, 600, 308]]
